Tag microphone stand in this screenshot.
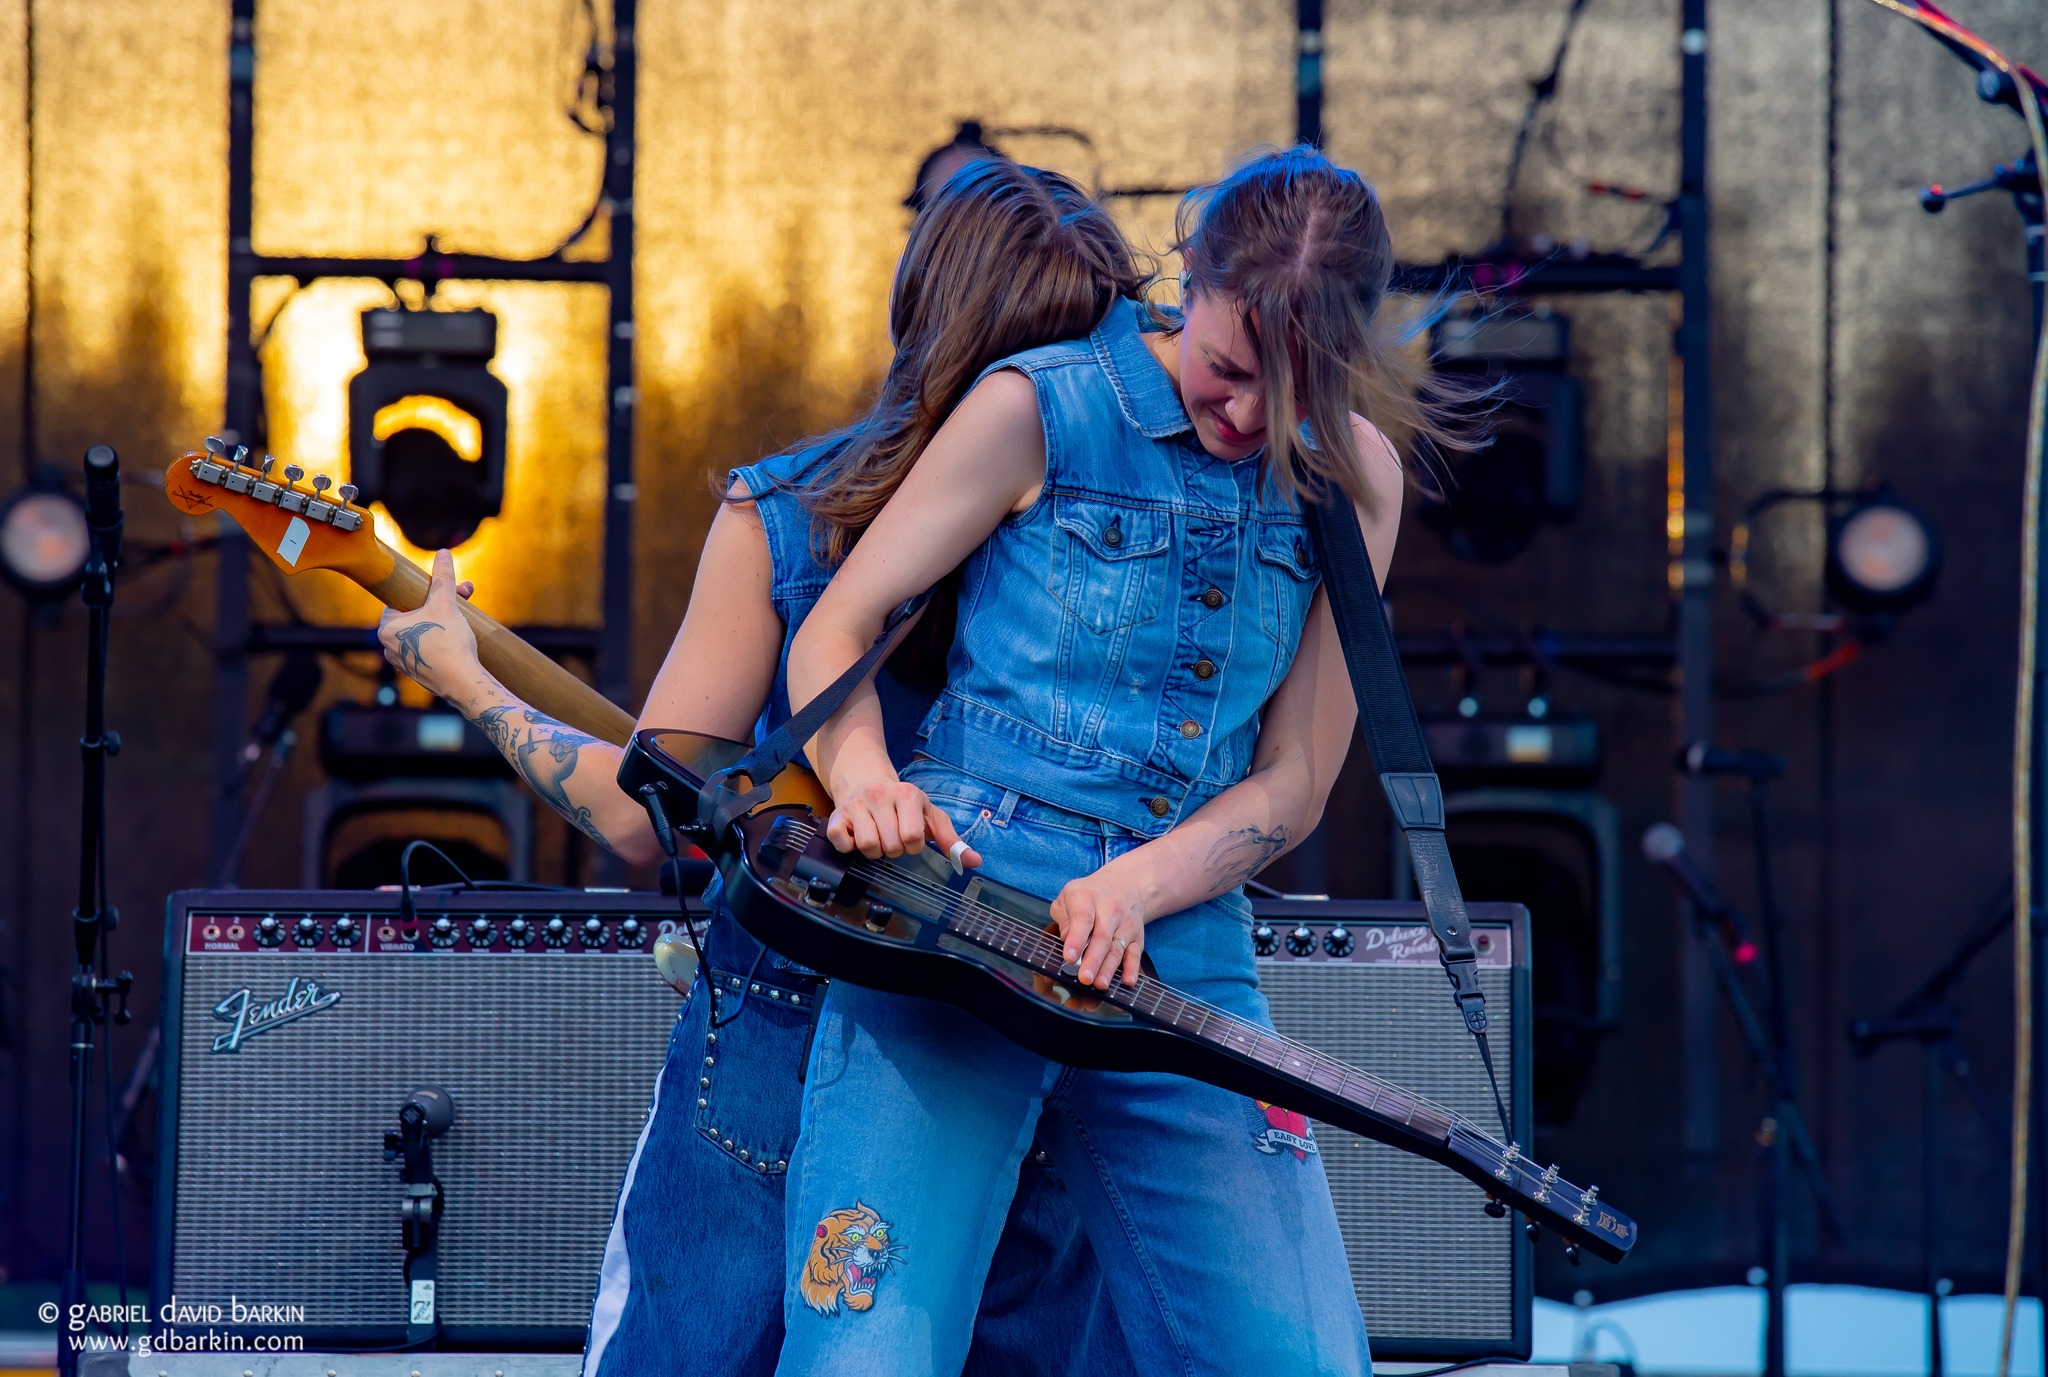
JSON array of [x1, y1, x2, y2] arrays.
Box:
[[1661, 754, 1848, 1377], [59, 446, 133, 1377], [1850, 885, 2015, 1377]]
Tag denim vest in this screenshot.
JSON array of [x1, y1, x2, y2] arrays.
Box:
[[917, 299, 1323, 839], [728, 443, 934, 769]]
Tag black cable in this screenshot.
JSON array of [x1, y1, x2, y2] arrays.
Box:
[[1495, 0, 1594, 249], [1394, 1359, 1499, 1377], [396, 840, 479, 930]]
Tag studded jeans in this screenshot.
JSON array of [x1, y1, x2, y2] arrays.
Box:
[[582, 909, 1125, 1377]]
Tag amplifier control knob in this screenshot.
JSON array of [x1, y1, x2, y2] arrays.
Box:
[[543, 916, 570, 948], [1324, 925, 1355, 957], [1285, 924, 1317, 957], [430, 916, 458, 948], [332, 916, 360, 945], [506, 917, 533, 947], [255, 915, 284, 947], [294, 916, 322, 946], [468, 917, 497, 946], [1252, 923, 1279, 956], [617, 917, 646, 948], [582, 917, 608, 947]]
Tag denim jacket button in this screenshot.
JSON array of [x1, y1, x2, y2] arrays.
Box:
[[1105, 523, 1124, 548], [1179, 719, 1202, 739], [1192, 658, 1216, 679], [1201, 588, 1226, 609], [1147, 796, 1172, 817]]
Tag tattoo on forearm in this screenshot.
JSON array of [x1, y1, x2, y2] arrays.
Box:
[[1208, 824, 1290, 888], [392, 622, 440, 680], [471, 705, 612, 847]]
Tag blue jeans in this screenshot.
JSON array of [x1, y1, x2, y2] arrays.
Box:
[[776, 762, 1371, 1377], [583, 911, 1125, 1377]]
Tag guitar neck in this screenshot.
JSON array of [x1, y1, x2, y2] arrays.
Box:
[[360, 552, 637, 748], [916, 873, 1458, 1149], [158, 448, 637, 748]]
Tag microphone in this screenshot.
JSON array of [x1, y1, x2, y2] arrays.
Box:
[[1676, 741, 1787, 780], [244, 654, 323, 759], [82, 443, 122, 568], [1641, 823, 1758, 965]]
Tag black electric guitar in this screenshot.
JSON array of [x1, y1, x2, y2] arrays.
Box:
[[619, 727, 1637, 1264]]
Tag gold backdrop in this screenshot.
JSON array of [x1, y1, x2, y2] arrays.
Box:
[[183, 0, 1296, 639]]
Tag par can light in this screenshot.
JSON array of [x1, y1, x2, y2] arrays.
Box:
[[0, 481, 90, 595], [1826, 492, 1940, 617]]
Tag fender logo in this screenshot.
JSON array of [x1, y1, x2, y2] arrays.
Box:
[[170, 482, 215, 510], [210, 976, 341, 1053]]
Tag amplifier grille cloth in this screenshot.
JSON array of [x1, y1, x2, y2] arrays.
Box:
[[171, 953, 676, 1330], [1257, 959, 1515, 1344]]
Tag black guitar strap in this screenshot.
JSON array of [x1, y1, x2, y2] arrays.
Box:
[[697, 592, 932, 837], [1304, 493, 1512, 1142]]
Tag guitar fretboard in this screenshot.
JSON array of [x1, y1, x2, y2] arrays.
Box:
[[851, 859, 1458, 1145]]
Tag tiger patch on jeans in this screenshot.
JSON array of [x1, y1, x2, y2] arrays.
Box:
[[800, 1203, 903, 1315]]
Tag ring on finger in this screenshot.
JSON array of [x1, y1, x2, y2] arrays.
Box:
[[1110, 935, 1129, 949]]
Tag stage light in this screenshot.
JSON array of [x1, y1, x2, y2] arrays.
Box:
[[0, 477, 90, 595], [1418, 308, 1584, 565], [347, 307, 508, 551], [1827, 491, 1940, 617]]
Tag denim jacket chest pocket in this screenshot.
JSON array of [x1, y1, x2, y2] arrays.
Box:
[[1047, 497, 1172, 634], [1254, 523, 1319, 640]]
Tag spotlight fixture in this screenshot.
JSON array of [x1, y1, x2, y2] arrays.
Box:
[[0, 472, 90, 596], [1826, 489, 1940, 618], [347, 307, 508, 550], [1419, 307, 1584, 565]]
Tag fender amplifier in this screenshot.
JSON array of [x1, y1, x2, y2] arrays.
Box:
[[153, 889, 694, 1349], [1252, 898, 1532, 1361]]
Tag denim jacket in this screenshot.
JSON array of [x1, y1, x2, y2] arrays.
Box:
[[728, 442, 934, 766], [917, 299, 1323, 839]]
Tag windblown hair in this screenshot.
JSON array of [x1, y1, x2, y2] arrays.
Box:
[[770, 160, 1152, 564], [1171, 145, 1484, 510]]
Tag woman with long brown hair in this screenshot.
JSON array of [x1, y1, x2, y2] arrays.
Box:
[[376, 158, 1149, 1376], [780, 145, 1465, 1374]]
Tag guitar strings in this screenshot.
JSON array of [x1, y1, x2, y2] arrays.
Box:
[[827, 858, 1616, 1221], [770, 818, 1493, 1144]]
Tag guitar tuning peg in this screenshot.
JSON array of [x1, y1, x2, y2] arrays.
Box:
[[260, 454, 276, 474], [283, 464, 305, 484], [1524, 1220, 1542, 1243], [1564, 1244, 1582, 1267], [1483, 1198, 1508, 1219], [337, 483, 359, 505], [231, 445, 249, 466], [311, 474, 332, 494], [203, 436, 226, 455]]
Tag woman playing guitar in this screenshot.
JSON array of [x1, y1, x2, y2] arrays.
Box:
[[780, 147, 1471, 1375], [375, 159, 1149, 1377]]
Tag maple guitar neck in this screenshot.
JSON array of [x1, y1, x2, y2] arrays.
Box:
[[366, 556, 637, 747], [160, 444, 636, 747]]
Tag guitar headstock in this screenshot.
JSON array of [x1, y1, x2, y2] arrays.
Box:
[[163, 437, 395, 587], [1447, 1122, 1637, 1264]]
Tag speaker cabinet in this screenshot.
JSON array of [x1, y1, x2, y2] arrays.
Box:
[[153, 889, 691, 1349], [1253, 898, 1532, 1360]]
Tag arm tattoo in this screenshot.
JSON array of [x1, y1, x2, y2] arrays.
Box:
[[1207, 824, 1290, 889], [392, 622, 440, 680], [471, 705, 612, 848]]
